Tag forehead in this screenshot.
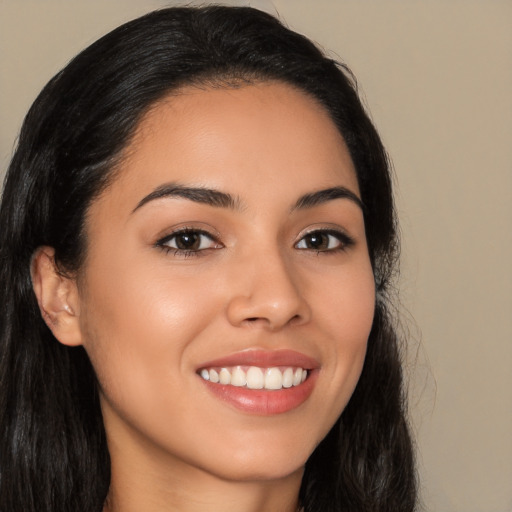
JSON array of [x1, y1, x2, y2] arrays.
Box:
[[101, 81, 359, 212]]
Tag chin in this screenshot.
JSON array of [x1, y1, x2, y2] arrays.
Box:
[[199, 434, 315, 483], [212, 457, 307, 484]]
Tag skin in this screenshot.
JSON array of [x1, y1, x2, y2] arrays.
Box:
[[33, 82, 375, 512]]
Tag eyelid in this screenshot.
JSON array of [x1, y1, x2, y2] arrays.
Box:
[[294, 225, 356, 252], [161, 230, 218, 247], [154, 224, 224, 256], [154, 222, 221, 243], [296, 223, 354, 240]]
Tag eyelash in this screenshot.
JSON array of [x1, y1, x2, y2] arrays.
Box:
[[156, 228, 222, 258], [155, 227, 354, 258], [295, 229, 355, 254]]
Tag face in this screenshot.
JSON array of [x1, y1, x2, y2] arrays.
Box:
[[75, 82, 375, 483]]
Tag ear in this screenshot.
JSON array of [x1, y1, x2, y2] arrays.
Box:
[[31, 246, 83, 347]]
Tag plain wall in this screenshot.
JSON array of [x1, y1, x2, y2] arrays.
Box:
[[1, 1, 511, 511]]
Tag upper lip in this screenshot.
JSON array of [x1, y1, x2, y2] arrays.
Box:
[[197, 349, 320, 370]]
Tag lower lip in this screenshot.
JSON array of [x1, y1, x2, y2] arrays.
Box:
[[200, 370, 318, 415]]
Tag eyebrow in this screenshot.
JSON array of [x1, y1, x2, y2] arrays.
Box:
[[292, 186, 364, 212], [133, 183, 242, 212], [132, 183, 363, 213]]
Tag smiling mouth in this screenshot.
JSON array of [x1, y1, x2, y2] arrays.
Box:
[[196, 349, 319, 414], [198, 366, 308, 390]]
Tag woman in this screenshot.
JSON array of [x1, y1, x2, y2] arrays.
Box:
[[0, 6, 416, 512]]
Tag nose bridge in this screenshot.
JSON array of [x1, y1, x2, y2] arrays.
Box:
[[225, 241, 310, 329]]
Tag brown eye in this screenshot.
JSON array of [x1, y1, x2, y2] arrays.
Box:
[[301, 232, 331, 250], [174, 232, 201, 250], [158, 229, 220, 254], [295, 229, 354, 252]]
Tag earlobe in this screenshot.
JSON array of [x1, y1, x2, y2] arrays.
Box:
[[31, 246, 83, 347]]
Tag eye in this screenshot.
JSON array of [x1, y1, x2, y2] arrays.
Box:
[[295, 229, 354, 253], [157, 229, 222, 256]]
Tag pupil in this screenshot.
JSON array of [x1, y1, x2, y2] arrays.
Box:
[[308, 233, 326, 249], [176, 233, 199, 250]]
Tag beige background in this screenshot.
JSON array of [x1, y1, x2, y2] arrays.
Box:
[[1, 1, 511, 511]]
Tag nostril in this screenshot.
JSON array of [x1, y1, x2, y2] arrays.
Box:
[[226, 292, 311, 330], [243, 317, 274, 328], [242, 314, 303, 330], [245, 317, 264, 325]]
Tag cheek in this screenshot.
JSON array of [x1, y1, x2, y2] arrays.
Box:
[[314, 254, 375, 344], [337, 261, 375, 360], [312, 260, 375, 418], [77, 259, 223, 410]]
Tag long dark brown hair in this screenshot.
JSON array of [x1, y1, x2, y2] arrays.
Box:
[[0, 6, 416, 511]]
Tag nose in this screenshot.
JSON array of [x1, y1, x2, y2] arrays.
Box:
[[225, 249, 311, 331]]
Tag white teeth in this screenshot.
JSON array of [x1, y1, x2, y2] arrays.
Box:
[[293, 368, 302, 386], [231, 366, 246, 387], [246, 366, 264, 389], [265, 367, 283, 390], [282, 367, 294, 388], [199, 366, 309, 390], [219, 368, 231, 385]]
